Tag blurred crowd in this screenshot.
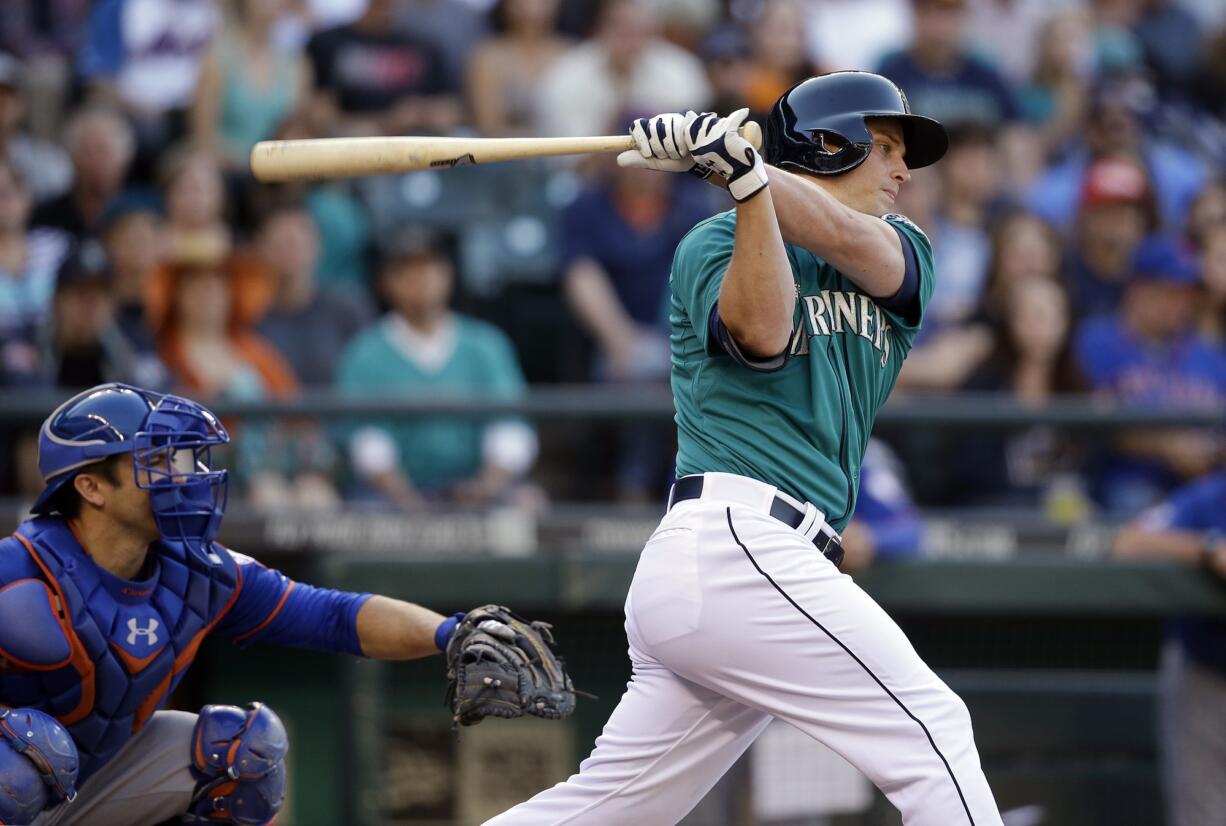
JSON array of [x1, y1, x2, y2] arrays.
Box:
[[0, 0, 1224, 519]]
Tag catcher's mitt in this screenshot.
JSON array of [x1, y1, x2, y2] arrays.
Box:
[[445, 605, 576, 727]]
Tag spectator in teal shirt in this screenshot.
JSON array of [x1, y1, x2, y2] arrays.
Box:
[[336, 231, 540, 509]]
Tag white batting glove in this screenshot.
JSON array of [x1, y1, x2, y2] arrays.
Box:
[[616, 111, 702, 173], [687, 108, 769, 203]]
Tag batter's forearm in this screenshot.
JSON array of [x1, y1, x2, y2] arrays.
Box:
[[765, 167, 905, 298], [356, 596, 448, 660], [719, 189, 796, 357]]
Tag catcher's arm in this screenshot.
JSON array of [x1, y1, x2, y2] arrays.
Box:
[[356, 596, 456, 659]]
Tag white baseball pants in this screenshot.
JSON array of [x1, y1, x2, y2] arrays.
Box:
[[485, 473, 1003, 826]]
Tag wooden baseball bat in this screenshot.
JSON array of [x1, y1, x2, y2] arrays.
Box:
[[250, 122, 763, 182]]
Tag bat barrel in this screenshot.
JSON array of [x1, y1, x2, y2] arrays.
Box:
[[249, 122, 763, 182]]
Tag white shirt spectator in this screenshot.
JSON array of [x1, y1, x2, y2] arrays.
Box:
[[80, 0, 220, 114], [537, 39, 711, 138], [965, 0, 1078, 84], [804, 0, 912, 72]]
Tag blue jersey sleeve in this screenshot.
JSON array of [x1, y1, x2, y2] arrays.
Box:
[[878, 214, 934, 339], [852, 442, 923, 559], [78, 0, 126, 79], [213, 548, 373, 656], [1140, 473, 1226, 534]]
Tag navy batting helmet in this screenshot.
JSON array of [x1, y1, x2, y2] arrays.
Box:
[[765, 72, 948, 176], [32, 383, 230, 561]]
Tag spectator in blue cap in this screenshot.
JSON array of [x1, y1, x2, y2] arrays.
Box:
[[1076, 235, 1226, 513], [5, 239, 167, 391]]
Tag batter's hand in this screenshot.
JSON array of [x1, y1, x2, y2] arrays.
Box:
[[687, 108, 769, 202], [617, 111, 702, 173]]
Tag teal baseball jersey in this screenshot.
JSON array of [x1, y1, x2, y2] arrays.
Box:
[[669, 210, 934, 531], [336, 314, 528, 489]]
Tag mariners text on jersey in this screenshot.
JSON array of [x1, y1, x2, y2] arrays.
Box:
[[791, 289, 895, 366], [667, 209, 934, 530]]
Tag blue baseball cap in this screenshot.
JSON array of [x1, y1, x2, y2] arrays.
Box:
[[1131, 235, 1200, 286]]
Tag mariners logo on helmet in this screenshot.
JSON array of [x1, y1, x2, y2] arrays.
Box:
[[765, 72, 949, 176]]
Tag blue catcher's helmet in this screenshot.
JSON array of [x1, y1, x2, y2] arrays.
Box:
[[32, 383, 231, 562]]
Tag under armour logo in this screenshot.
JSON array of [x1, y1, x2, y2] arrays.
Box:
[[127, 618, 160, 647]]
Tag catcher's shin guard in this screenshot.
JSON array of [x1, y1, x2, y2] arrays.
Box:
[[185, 703, 288, 825]]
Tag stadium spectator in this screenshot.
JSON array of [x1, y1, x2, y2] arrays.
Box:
[[1076, 235, 1226, 513], [1019, 8, 1094, 159], [157, 144, 231, 260], [254, 201, 373, 387], [337, 231, 539, 510], [563, 165, 715, 500], [898, 208, 1065, 394], [928, 123, 1009, 331], [466, 0, 572, 137], [955, 276, 1087, 506], [1197, 223, 1226, 342], [260, 113, 373, 296], [1025, 76, 1209, 230], [26, 240, 166, 391], [144, 233, 339, 509], [877, 0, 1041, 182], [190, 0, 312, 174], [0, 159, 71, 346], [78, 0, 221, 175], [306, 0, 459, 137], [397, 0, 491, 95], [1186, 178, 1226, 249], [0, 51, 71, 205], [0, 2, 92, 140], [98, 191, 164, 355], [536, 0, 710, 138], [965, 0, 1071, 85], [145, 233, 296, 402], [698, 24, 753, 116], [1112, 464, 1226, 826], [31, 105, 134, 241], [1066, 157, 1155, 319], [1189, 26, 1226, 126], [876, 0, 1024, 127], [840, 438, 924, 572], [978, 209, 1066, 322], [1134, 0, 1202, 99], [741, 0, 813, 116], [1085, 0, 1146, 75], [804, 0, 912, 74]]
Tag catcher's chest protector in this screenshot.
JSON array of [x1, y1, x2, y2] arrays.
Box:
[[0, 517, 240, 781]]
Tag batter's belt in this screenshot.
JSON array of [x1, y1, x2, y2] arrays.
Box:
[[668, 473, 845, 568]]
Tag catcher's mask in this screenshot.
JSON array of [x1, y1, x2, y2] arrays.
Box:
[[33, 382, 230, 563], [765, 71, 949, 176]]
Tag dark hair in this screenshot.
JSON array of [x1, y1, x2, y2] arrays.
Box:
[[45, 454, 127, 518], [987, 279, 1086, 395], [980, 209, 1063, 320], [377, 230, 456, 274]]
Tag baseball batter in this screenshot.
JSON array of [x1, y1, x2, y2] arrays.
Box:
[[0, 382, 572, 825], [486, 72, 1003, 825]]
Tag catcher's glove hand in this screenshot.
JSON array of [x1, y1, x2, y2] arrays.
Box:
[[445, 605, 576, 727]]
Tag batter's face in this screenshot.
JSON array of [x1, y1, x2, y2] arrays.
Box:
[[817, 120, 911, 217]]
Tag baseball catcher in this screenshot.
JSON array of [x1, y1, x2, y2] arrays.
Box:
[[0, 382, 574, 826]]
